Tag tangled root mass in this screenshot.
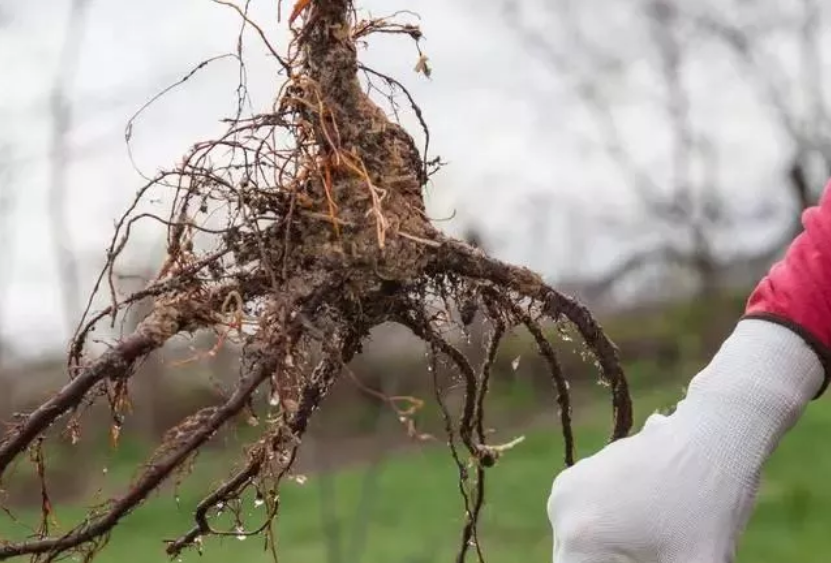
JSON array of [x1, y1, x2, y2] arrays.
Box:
[[0, 1, 632, 560]]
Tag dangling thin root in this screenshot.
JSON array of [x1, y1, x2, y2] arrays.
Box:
[[482, 286, 575, 466]]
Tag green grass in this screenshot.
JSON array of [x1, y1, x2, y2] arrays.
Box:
[[8, 388, 831, 563], [3, 286, 829, 563], [11, 384, 831, 563], [739, 396, 831, 561], [0, 386, 674, 563]]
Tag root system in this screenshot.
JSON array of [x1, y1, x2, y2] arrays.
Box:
[[0, 1, 632, 560]]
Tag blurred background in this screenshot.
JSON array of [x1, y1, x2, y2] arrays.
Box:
[[0, 0, 830, 561]]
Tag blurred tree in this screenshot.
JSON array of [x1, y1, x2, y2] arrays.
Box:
[[0, 6, 12, 370], [687, 0, 831, 235], [49, 0, 93, 336], [0, 147, 13, 369], [499, 0, 831, 300]]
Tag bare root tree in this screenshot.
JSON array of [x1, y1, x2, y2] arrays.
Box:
[[0, 2, 632, 560]]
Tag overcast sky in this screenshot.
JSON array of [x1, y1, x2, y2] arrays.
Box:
[[0, 0, 822, 359]]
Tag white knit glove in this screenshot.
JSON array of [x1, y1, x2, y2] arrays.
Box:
[[547, 319, 824, 562]]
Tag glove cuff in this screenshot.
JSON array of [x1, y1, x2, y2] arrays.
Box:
[[742, 311, 831, 399]]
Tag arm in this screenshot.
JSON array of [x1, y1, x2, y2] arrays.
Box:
[[547, 180, 831, 563]]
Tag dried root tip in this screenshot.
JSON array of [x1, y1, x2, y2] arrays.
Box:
[[474, 436, 525, 468]]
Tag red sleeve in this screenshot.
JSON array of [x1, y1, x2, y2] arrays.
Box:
[[744, 179, 831, 398]]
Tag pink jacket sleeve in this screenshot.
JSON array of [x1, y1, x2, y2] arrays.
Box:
[[745, 178, 831, 397]]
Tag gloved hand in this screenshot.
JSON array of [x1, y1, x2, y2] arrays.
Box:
[[547, 179, 831, 563]]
